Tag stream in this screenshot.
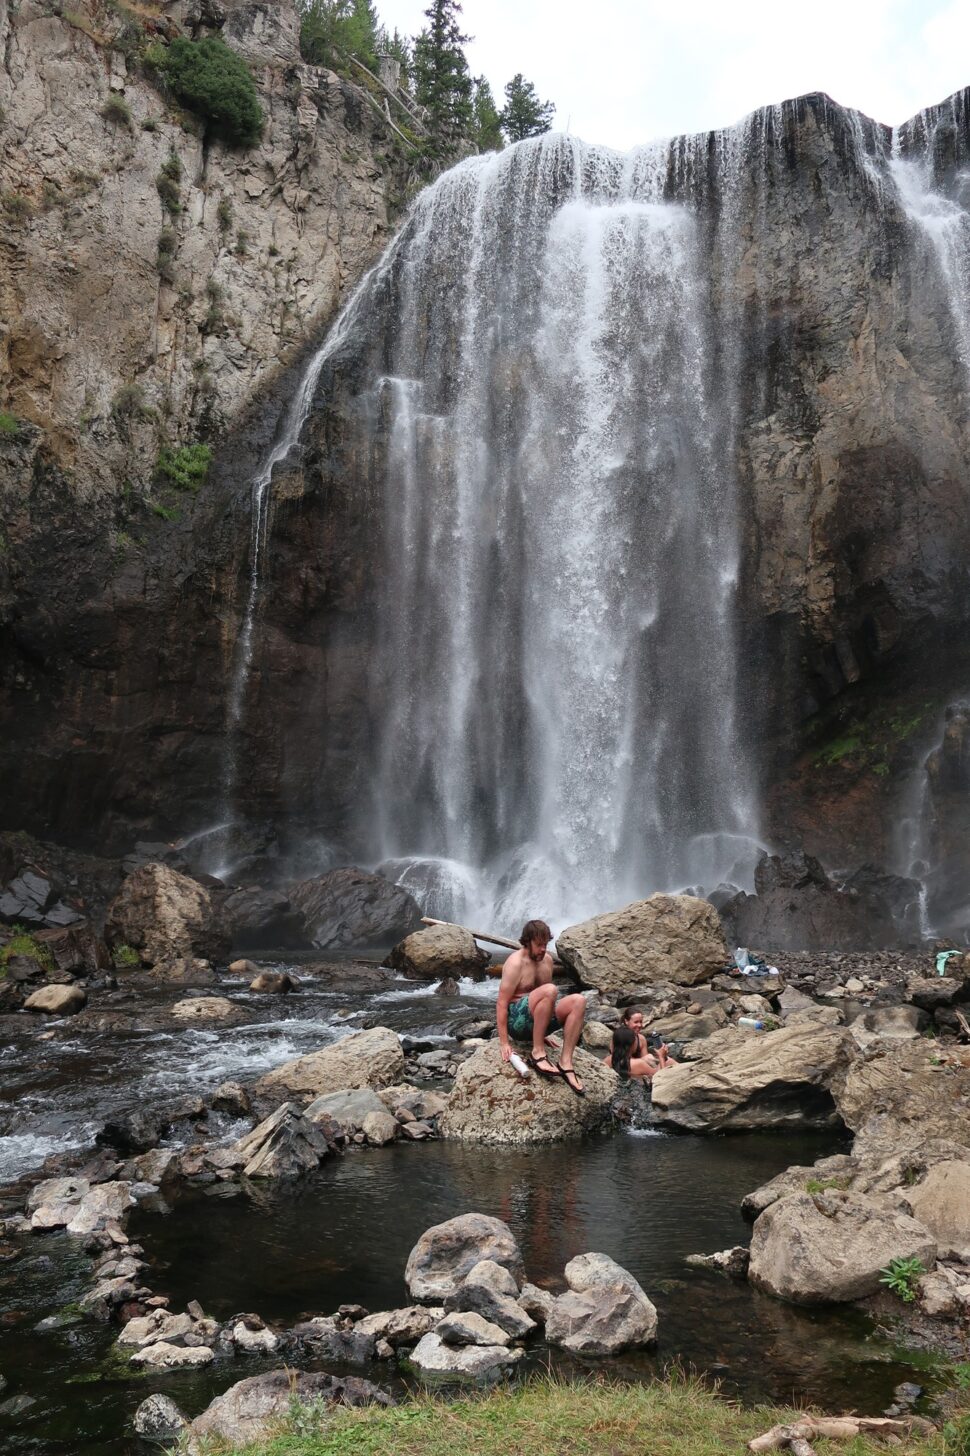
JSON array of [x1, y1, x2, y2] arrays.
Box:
[[0, 965, 936, 1453]]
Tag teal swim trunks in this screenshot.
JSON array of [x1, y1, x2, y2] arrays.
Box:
[[507, 994, 562, 1043]]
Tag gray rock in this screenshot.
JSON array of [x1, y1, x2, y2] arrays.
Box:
[[388, 923, 489, 980], [748, 1190, 938, 1304], [290, 1316, 377, 1363], [133, 1393, 187, 1439], [257, 1026, 405, 1099], [130, 1341, 214, 1369], [306, 1087, 393, 1133], [518, 1282, 556, 1324], [65, 1181, 136, 1235], [354, 1306, 444, 1347], [185, 1369, 393, 1452], [230, 1103, 330, 1178], [849, 1005, 926, 1049], [557, 895, 727, 994], [444, 1261, 536, 1339], [545, 1253, 658, 1354], [439, 1043, 618, 1144], [406, 1215, 525, 1302], [408, 1331, 524, 1380], [436, 1310, 513, 1347], [24, 984, 87, 1015], [361, 1109, 399, 1145], [685, 1246, 750, 1278], [118, 1310, 195, 1348], [288, 869, 422, 952]]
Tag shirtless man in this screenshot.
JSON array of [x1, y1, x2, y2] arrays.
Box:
[[496, 918, 587, 1095]]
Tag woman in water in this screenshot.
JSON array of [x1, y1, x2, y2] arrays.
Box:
[[606, 1007, 678, 1080]]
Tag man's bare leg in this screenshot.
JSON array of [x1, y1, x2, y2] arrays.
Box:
[[527, 984, 558, 1070], [554, 993, 586, 1092]]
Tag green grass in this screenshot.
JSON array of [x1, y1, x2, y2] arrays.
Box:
[[0, 410, 19, 436], [0, 929, 55, 975], [189, 1374, 953, 1456], [805, 1176, 851, 1193], [112, 943, 140, 969]]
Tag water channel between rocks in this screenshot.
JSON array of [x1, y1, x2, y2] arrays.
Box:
[[0, 967, 933, 1454]]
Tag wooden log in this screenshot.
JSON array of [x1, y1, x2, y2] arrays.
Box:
[[748, 1416, 934, 1453]]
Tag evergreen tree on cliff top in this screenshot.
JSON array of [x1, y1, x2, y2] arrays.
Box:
[[472, 76, 503, 152], [413, 0, 472, 148], [500, 72, 554, 141]]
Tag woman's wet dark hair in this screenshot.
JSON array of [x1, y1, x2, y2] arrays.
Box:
[[519, 919, 552, 948], [620, 1006, 642, 1025], [611, 1024, 636, 1079]]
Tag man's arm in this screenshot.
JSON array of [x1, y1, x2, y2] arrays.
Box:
[[495, 956, 520, 1062]]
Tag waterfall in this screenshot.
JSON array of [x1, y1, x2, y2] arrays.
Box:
[[210, 266, 392, 878], [354, 135, 762, 929], [218, 91, 970, 935]]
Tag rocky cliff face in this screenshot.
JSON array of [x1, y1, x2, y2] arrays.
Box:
[[2, 69, 970, 923], [0, 0, 409, 845]]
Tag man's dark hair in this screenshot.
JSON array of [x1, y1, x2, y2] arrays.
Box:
[[519, 919, 552, 948]]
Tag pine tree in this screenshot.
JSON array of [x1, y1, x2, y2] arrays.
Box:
[[471, 76, 503, 152], [299, 0, 379, 73], [412, 0, 472, 149], [500, 72, 554, 142]]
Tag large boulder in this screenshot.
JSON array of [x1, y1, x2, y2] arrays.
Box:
[[545, 1252, 658, 1354], [650, 1024, 847, 1131], [288, 868, 422, 951], [556, 895, 727, 995], [405, 1215, 524, 1302], [439, 1043, 617, 1144], [388, 923, 489, 980], [185, 1370, 392, 1453], [35, 921, 109, 975], [229, 1103, 331, 1178], [305, 1087, 391, 1133], [722, 854, 918, 953], [257, 1026, 405, 1099], [748, 1190, 937, 1304], [904, 1161, 970, 1261], [834, 1040, 970, 1153], [104, 863, 228, 966], [24, 984, 86, 1015], [222, 886, 307, 950]]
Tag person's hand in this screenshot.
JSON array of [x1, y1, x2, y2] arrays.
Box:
[[500, 1041, 512, 1062]]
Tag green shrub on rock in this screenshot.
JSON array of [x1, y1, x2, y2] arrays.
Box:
[[101, 93, 133, 128], [0, 411, 19, 437], [160, 37, 263, 147], [157, 442, 212, 492]]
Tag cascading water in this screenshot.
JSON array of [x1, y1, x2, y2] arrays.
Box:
[[219, 90, 970, 935], [353, 136, 762, 929]]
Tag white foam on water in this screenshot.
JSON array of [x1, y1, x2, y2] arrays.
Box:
[[0, 1126, 99, 1184]]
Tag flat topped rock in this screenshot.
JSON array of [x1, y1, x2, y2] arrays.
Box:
[[557, 895, 727, 995], [257, 1025, 404, 1098], [171, 996, 239, 1021], [439, 1042, 618, 1144], [649, 1023, 848, 1132], [749, 1189, 938, 1304]]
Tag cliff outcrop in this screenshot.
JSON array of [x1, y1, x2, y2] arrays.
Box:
[[0, 0, 408, 844]]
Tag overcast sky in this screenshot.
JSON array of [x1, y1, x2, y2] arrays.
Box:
[[376, 0, 970, 150]]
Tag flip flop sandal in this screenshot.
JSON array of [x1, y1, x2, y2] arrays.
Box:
[[527, 1054, 562, 1082], [558, 1064, 586, 1098]]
